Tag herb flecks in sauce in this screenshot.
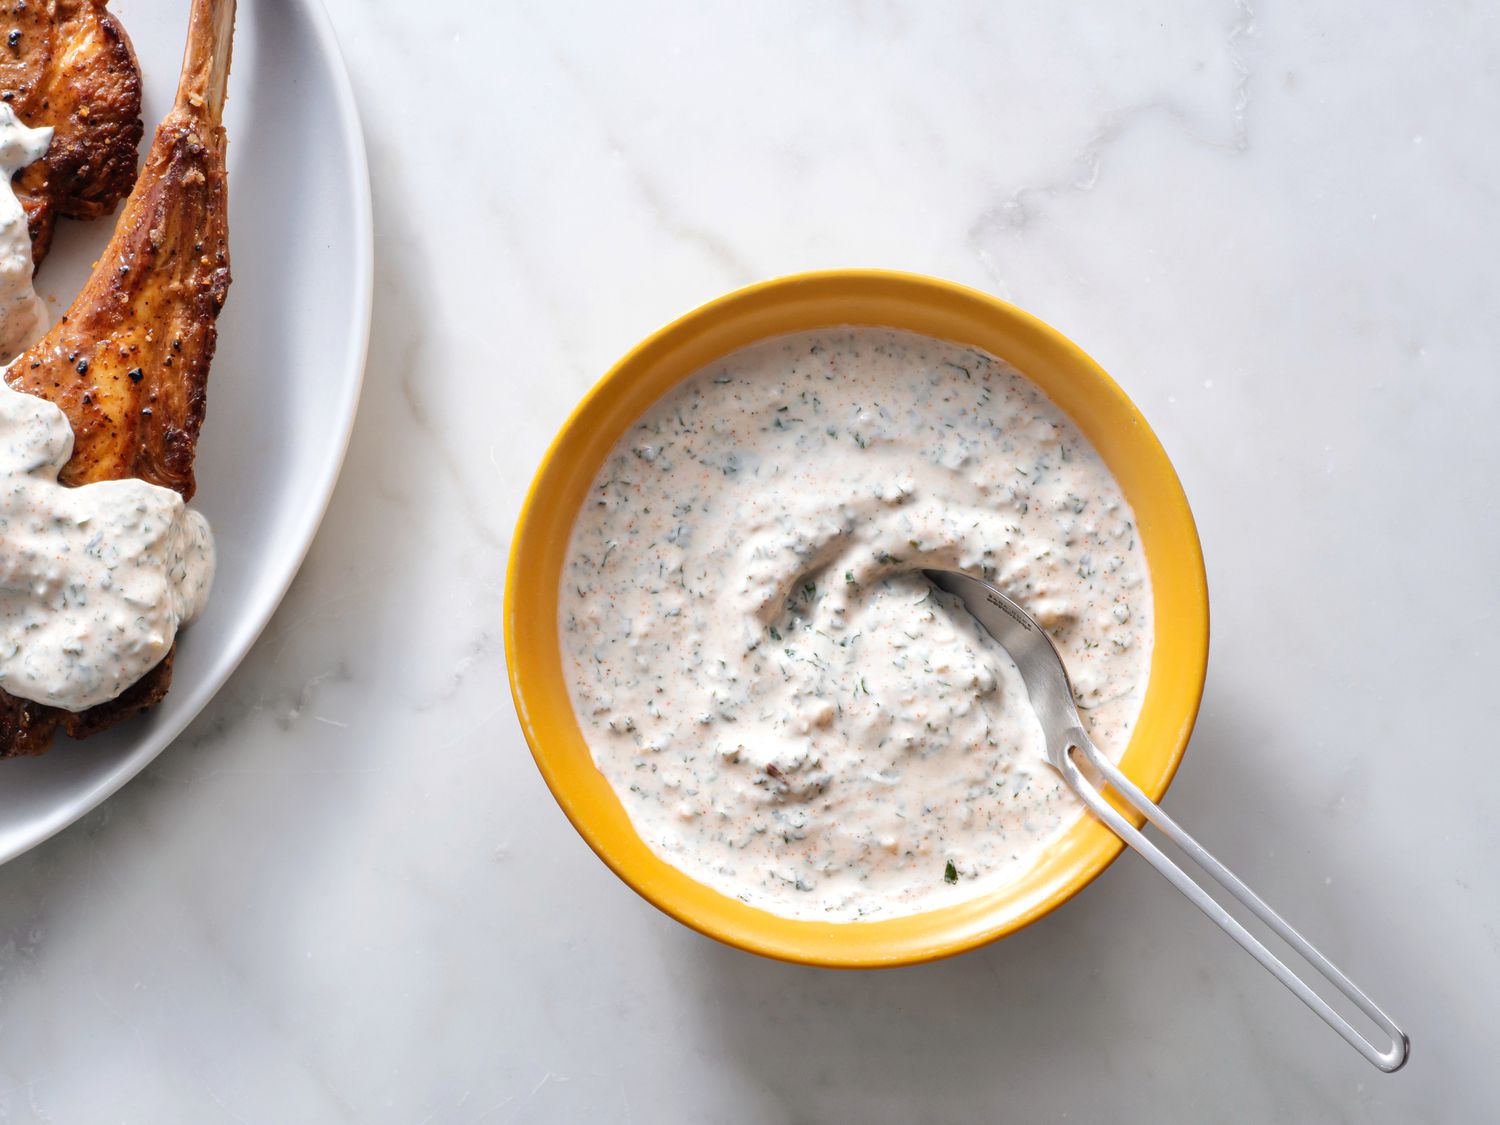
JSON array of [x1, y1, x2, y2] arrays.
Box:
[[560, 328, 1152, 921], [0, 381, 216, 710]]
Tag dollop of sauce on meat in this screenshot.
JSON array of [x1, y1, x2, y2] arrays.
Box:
[[0, 379, 215, 711]]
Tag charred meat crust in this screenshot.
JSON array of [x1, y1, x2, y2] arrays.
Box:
[[0, 650, 174, 754], [0, 0, 145, 266], [62, 649, 173, 738]]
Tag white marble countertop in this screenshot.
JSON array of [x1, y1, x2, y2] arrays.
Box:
[[0, 0, 1494, 1119]]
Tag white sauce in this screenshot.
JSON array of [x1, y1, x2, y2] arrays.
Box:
[[561, 328, 1153, 921], [0, 381, 216, 711], [0, 103, 51, 363], [0, 102, 216, 712]]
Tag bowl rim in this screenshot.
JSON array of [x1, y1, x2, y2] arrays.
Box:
[[506, 269, 1209, 967]]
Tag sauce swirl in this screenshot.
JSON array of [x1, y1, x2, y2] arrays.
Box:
[[561, 328, 1152, 920]]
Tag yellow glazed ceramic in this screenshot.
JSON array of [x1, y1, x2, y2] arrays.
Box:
[[506, 270, 1209, 967]]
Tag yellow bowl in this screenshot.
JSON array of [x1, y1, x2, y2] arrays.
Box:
[[506, 269, 1209, 967]]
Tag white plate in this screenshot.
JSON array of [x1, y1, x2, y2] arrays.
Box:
[[0, 0, 371, 861]]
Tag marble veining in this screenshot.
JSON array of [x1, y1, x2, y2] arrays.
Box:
[[0, 0, 1493, 1121]]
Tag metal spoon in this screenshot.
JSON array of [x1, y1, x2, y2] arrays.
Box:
[[925, 568, 1409, 1073]]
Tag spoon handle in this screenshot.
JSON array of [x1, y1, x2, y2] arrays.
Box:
[[1054, 733, 1409, 1072]]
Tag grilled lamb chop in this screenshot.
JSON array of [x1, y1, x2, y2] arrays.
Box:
[[0, 0, 234, 757], [0, 0, 145, 266]]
